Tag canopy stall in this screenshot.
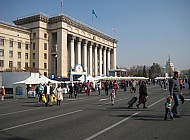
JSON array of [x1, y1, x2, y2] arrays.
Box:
[[13, 75, 58, 98]]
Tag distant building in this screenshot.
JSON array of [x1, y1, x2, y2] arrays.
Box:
[[165, 55, 175, 77], [109, 69, 127, 77]]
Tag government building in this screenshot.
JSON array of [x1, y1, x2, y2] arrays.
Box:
[[0, 13, 117, 78]]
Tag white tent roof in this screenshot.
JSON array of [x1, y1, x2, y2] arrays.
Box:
[[13, 76, 40, 85], [87, 75, 94, 82], [13, 75, 58, 85]]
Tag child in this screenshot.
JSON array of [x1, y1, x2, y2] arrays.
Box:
[[164, 96, 173, 120], [110, 89, 116, 105]]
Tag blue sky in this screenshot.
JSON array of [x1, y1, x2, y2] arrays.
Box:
[[0, 0, 189, 70]]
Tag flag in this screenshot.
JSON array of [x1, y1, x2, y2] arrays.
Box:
[[92, 9, 97, 18], [112, 28, 116, 33]]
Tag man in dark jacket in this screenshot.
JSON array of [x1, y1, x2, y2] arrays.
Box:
[[169, 71, 182, 118]]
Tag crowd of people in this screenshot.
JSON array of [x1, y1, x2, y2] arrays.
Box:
[[1, 71, 190, 121]]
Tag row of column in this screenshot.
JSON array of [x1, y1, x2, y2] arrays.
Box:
[[69, 35, 116, 76]]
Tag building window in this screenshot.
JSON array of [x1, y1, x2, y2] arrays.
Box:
[[9, 61, 13, 67], [44, 63, 47, 69], [44, 43, 47, 50], [33, 43, 35, 50], [9, 40, 13, 47], [9, 51, 13, 58], [25, 62, 28, 68], [18, 42, 21, 49], [25, 44, 29, 50], [32, 62, 35, 68], [44, 33, 47, 38], [0, 38, 4, 46], [33, 53, 35, 59], [17, 62, 21, 69], [18, 52, 21, 58], [25, 53, 28, 59], [0, 49, 4, 56], [44, 53, 47, 59], [33, 33, 36, 38], [0, 60, 4, 67]]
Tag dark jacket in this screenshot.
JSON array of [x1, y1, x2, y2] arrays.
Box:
[[44, 85, 54, 95], [169, 77, 180, 96]]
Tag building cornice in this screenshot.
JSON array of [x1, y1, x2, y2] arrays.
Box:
[[0, 20, 31, 34], [13, 13, 118, 43], [49, 15, 118, 43]]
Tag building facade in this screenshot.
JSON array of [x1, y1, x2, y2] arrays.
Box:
[[0, 13, 117, 77]]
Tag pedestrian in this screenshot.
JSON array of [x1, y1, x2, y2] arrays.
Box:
[[130, 80, 136, 93], [113, 80, 118, 94], [97, 81, 101, 96], [38, 83, 44, 103], [69, 84, 73, 98], [136, 81, 148, 109], [164, 96, 173, 120], [110, 89, 116, 105], [73, 83, 78, 98], [55, 84, 63, 106], [44, 81, 54, 107], [1, 86, 5, 100], [86, 80, 91, 96], [169, 71, 182, 118], [105, 81, 109, 96]]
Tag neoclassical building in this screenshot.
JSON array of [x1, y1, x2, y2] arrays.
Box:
[[0, 13, 117, 77]]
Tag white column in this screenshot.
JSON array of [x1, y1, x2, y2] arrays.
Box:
[[107, 48, 110, 75], [83, 40, 87, 72], [99, 46, 102, 76], [89, 42, 93, 75], [103, 47, 107, 75], [77, 38, 82, 65], [113, 43, 117, 69], [94, 44, 98, 76], [70, 36, 75, 69]]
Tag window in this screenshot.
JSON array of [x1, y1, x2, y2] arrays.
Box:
[[32, 62, 35, 68], [0, 38, 4, 46], [44, 43, 47, 50], [25, 62, 28, 68], [0, 49, 4, 56], [9, 40, 13, 47], [25, 53, 28, 59], [9, 51, 13, 58], [17, 62, 21, 69], [33, 33, 36, 38], [9, 61, 13, 67], [33, 53, 35, 59], [33, 43, 35, 50], [44, 53, 47, 59], [18, 52, 21, 58], [25, 44, 29, 50], [44, 63, 47, 69], [44, 33, 47, 38], [18, 42, 21, 49], [0, 60, 4, 67]]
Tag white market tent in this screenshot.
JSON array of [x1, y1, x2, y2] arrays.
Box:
[[101, 76, 149, 81], [13, 75, 58, 98], [155, 77, 171, 80]]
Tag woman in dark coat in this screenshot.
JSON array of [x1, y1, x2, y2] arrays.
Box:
[[136, 81, 148, 108]]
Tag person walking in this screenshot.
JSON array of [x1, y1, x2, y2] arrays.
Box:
[[136, 81, 148, 109], [44, 81, 54, 107], [38, 83, 44, 103], [55, 84, 63, 106], [164, 96, 173, 120], [169, 71, 182, 118], [110, 89, 116, 105], [86, 80, 92, 96], [113, 80, 118, 94], [1, 86, 5, 100], [105, 81, 109, 96]]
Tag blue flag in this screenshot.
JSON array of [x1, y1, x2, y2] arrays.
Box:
[[92, 9, 97, 18]]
